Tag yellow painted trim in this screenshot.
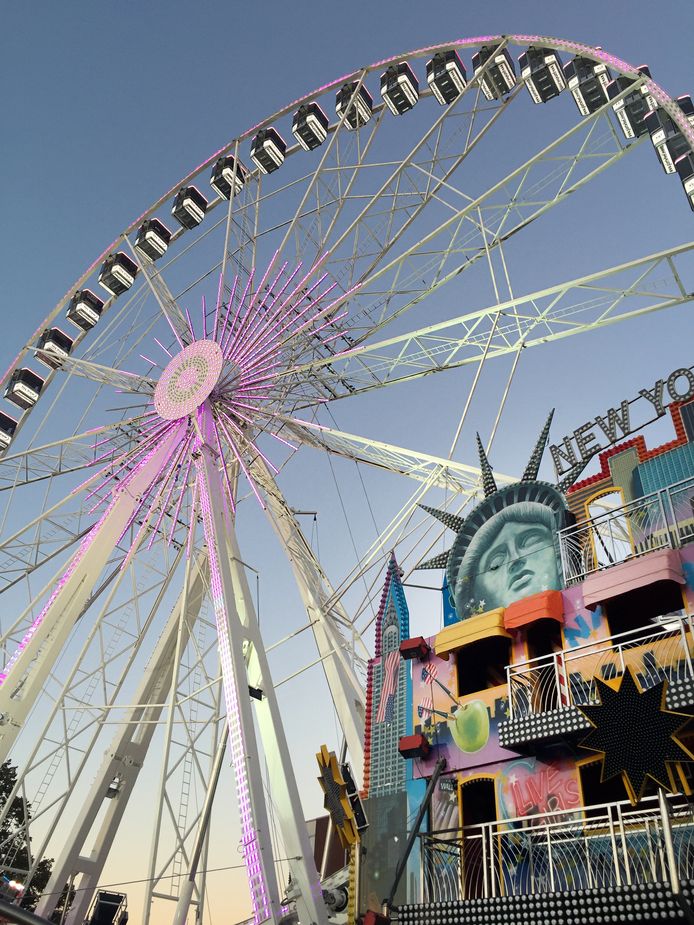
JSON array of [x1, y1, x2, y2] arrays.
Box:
[[434, 608, 509, 659]]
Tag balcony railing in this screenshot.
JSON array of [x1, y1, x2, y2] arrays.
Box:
[[507, 614, 694, 719], [558, 475, 694, 585], [421, 793, 694, 903]]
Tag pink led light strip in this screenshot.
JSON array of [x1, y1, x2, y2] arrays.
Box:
[[194, 423, 271, 925]]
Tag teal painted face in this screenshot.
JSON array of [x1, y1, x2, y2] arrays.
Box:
[[472, 520, 560, 610]]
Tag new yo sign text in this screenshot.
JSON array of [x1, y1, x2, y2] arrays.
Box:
[[550, 365, 694, 476]]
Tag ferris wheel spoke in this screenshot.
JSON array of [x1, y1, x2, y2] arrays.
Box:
[[273, 415, 515, 493], [0, 413, 156, 491], [249, 454, 367, 772], [284, 242, 694, 398], [57, 355, 156, 393], [124, 235, 190, 345], [307, 81, 642, 363], [263, 87, 517, 373], [312, 49, 518, 291]]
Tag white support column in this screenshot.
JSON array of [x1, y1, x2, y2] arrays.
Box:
[[0, 424, 185, 764], [35, 554, 208, 924], [249, 456, 365, 782], [226, 527, 329, 925], [193, 407, 281, 925]]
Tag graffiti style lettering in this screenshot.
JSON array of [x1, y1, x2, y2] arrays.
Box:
[[509, 765, 581, 817]]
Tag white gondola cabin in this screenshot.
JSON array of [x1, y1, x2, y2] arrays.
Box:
[[472, 45, 516, 101], [66, 289, 104, 331], [426, 50, 467, 106], [563, 56, 611, 116], [250, 128, 287, 174], [519, 47, 565, 104], [172, 186, 208, 229], [98, 252, 138, 297], [210, 155, 248, 200], [5, 368, 44, 410], [607, 65, 656, 139], [0, 411, 17, 452], [380, 63, 419, 116], [35, 328, 74, 369], [336, 81, 373, 129], [645, 96, 694, 174], [292, 103, 329, 151], [135, 218, 172, 261]]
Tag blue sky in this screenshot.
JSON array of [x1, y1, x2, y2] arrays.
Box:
[[2, 1, 694, 922]]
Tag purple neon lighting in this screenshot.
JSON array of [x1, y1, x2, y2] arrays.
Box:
[[76, 251, 352, 547], [194, 442, 271, 925], [0, 426, 184, 687]]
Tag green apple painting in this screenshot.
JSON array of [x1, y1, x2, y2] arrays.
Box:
[[412, 651, 517, 777], [448, 700, 490, 753]]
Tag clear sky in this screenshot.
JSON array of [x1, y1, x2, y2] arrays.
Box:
[[2, 1, 694, 923]]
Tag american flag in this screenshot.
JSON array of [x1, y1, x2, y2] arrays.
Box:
[[417, 697, 434, 719], [421, 663, 438, 685], [376, 650, 400, 723]]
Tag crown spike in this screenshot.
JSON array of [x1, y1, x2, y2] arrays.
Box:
[[417, 549, 451, 570], [476, 433, 497, 498], [522, 409, 555, 482], [419, 504, 464, 534]]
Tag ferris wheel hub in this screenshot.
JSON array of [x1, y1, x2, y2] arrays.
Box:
[[154, 339, 223, 420]]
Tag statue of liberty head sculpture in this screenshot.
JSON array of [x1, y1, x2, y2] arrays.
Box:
[[419, 412, 579, 619]]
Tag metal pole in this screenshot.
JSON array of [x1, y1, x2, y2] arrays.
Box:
[[658, 787, 681, 894], [481, 826, 488, 899], [172, 727, 229, 925], [617, 803, 632, 886], [679, 617, 694, 681], [607, 811, 622, 887], [506, 665, 514, 720], [546, 823, 555, 893], [385, 757, 446, 912]]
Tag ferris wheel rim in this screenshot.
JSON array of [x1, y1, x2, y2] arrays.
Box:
[[4, 32, 691, 402]]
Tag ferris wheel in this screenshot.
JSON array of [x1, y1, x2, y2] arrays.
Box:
[[0, 33, 693, 925]]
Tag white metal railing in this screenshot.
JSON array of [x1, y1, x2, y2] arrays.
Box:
[[507, 614, 694, 719], [421, 792, 694, 903], [558, 475, 694, 585]]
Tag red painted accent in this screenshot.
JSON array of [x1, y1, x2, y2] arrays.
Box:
[[399, 636, 431, 660], [504, 589, 564, 630], [363, 912, 390, 925], [398, 734, 431, 759]]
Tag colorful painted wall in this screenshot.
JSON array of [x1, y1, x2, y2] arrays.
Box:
[[359, 397, 694, 912]]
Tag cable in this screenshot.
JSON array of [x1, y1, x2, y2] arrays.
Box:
[[32, 859, 303, 898]]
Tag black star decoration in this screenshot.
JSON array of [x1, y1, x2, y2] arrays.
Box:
[[578, 668, 694, 805]]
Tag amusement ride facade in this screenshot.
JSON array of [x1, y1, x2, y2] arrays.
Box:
[[0, 32, 693, 925]]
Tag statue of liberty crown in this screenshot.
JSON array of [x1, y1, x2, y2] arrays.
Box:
[[417, 410, 580, 593]]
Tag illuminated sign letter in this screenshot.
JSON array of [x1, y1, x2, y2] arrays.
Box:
[[550, 437, 578, 476], [594, 400, 631, 445], [667, 368, 694, 403], [638, 380, 666, 416]]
